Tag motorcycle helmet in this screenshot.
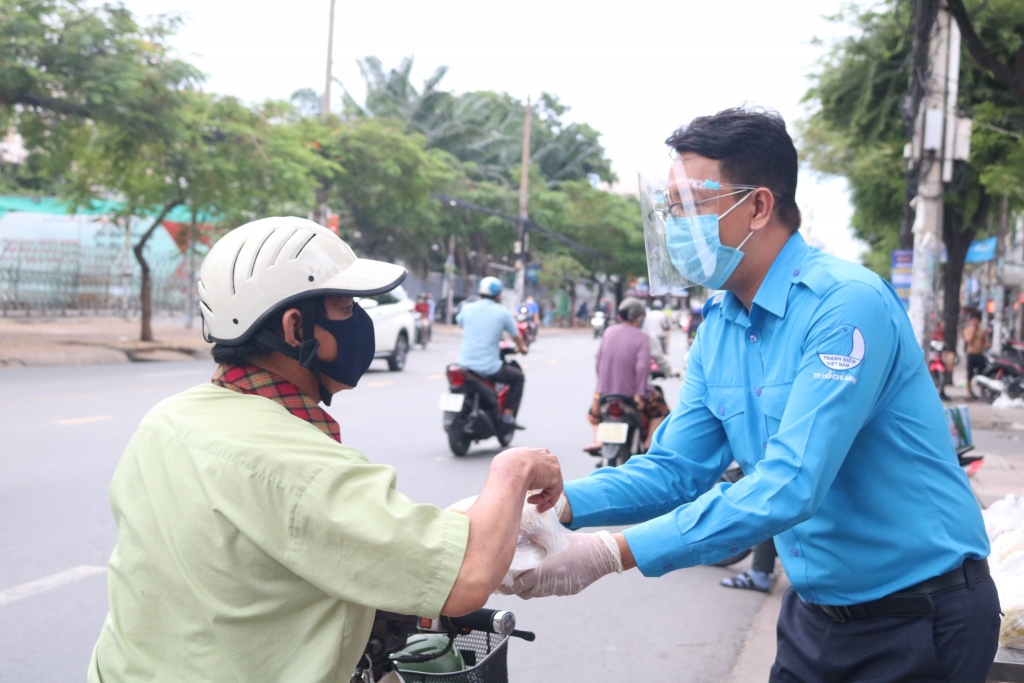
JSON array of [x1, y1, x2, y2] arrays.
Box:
[[199, 216, 406, 343], [478, 276, 503, 298]]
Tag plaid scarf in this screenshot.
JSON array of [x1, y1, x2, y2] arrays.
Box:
[[212, 364, 341, 442]]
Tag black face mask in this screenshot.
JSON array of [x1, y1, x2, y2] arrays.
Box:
[[315, 302, 376, 389], [254, 299, 376, 406]]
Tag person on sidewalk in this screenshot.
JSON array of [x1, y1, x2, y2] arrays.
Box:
[[643, 299, 671, 354], [503, 108, 998, 683], [721, 540, 778, 593], [964, 310, 990, 399], [88, 218, 563, 683], [456, 277, 529, 427]]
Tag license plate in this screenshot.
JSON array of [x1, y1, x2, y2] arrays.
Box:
[[438, 393, 465, 412], [596, 422, 629, 444]]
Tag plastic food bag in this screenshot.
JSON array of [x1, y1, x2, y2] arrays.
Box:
[[994, 550, 1024, 649], [447, 495, 569, 592], [983, 495, 1024, 545]]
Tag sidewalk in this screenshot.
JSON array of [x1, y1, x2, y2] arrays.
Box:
[[0, 314, 212, 367]]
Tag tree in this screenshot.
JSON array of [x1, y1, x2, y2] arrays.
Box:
[[68, 93, 331, 340], [801, 1, 1023, 353]]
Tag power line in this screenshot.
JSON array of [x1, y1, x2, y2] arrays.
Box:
[[431, 192, 610, 260]]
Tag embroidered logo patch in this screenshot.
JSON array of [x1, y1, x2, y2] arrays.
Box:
[[817, 326, 865, 371]]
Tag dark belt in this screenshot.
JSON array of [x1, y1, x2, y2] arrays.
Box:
[[810, 558, 990, 623]]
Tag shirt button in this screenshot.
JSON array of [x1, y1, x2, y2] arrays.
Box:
[[664, 563, 674, 571], [754, 387, 761, 396], [793, 268, 801, 277], [749, 334, 758, 343], [791, 548, 800, 557], [718, 406, 725, 416]]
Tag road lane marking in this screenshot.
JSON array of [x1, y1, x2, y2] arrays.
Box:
[[0, 565, 106, 608], [425, 374, 444, 381], [546, 360, 559, 366], [54, 415, 113, 426], [366, 380, 395, 388]]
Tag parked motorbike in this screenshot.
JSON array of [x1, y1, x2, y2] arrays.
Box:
[[440, 345, 521, 456], [973, 352, 1024, 404], [590, 311, 608, 339], [928, 340, 947, 392], [351, 608, 534, 683], [584, 394, 645, 468]]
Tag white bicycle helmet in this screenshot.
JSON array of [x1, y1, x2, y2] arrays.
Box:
[[199, 216, 405, 344]]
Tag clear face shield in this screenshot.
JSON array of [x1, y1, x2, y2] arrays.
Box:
[[639, 158, 758, 294]]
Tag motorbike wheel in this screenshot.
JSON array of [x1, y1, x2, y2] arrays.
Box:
[[447, 425, 471, 457], [712, 548, 753, 567], [977, 382, 1000, 404], [930, 369, 943, 391]]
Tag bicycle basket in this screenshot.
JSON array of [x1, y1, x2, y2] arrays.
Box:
[[397, 631, 509, 683]]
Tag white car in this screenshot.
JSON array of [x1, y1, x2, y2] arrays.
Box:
[[357, 285, 415, 371]]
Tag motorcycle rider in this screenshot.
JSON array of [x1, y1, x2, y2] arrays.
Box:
[[585, 297, 671, 452], [88, 218, 562, 683], [456, 277, 529, 427]]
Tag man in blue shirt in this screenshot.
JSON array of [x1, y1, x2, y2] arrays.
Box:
[[456, 277, 529, 426], [509, 109, 999, 682]]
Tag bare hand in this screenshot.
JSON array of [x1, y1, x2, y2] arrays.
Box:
[[496, 447, 562, 512]]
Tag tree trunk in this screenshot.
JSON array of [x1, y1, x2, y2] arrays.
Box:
[[134, 201, 183, 341], [941, 192, 989, 354]]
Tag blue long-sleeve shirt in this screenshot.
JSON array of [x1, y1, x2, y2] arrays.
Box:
[[564, 233, 989, 606]]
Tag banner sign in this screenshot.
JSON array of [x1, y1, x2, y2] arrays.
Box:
[[965, 236, 997, 263], [891, 250, 913, 309]]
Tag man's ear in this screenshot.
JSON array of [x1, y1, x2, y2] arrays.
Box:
[[280, 308, 303, 347], [750, 187, 776, 231]]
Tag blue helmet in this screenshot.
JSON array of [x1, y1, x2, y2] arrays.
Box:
[[478, 276, 503, 298]]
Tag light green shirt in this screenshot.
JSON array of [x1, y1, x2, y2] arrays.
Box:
[[89, 384, 469, 683]]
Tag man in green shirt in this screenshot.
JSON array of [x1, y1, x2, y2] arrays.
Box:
[[88, 217, 562, 683]]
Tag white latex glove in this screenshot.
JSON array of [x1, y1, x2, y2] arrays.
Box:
[[509, 530, 623, 599]]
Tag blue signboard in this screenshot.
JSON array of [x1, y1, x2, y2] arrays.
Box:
[[965, 236, 997, 264], [891, 250, 913, 309]]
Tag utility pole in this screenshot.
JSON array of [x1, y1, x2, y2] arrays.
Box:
[[513, 98, 532, 305], [322, 0, 336, 122], [908, 7, 958, 350], [443, 233, 455, 325], [992, 194, 1009, 354]]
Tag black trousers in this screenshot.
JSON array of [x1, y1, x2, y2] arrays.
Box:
[[770, 575, 1001, 683], [753, 539, 779, 575], [967, 353, 987, 387], [486, 364, 524, 414]]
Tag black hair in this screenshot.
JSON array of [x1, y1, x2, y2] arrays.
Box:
[[210, 296, 326, 366], [969, 310, 983, 321], [665, 107, 801, 232]]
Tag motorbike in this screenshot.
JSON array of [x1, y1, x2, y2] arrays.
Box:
[[928, 340, 947, 392], [351, 607, 534, 683], [973, 352, 1024, 404], [515, 307, 536, 346], [414, 318, 430, 349], [440, 345, 521, 456], [590, 311, 608, 339], [584, 394, 645, 468]]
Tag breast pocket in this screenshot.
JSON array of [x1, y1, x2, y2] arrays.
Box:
[[760, 382, 793, 438], [704, 386, 745, 448]]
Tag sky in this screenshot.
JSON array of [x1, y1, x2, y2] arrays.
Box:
[[121, 0, 866, 261]]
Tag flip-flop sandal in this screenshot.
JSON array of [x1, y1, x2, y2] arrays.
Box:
[[721, 571, 770, 593]]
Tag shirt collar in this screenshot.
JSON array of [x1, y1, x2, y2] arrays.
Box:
[[750, 231, 810, 319]]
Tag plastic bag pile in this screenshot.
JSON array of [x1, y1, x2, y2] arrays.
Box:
[[984, 494, 1024, 649], [447, 496, 569, 593]]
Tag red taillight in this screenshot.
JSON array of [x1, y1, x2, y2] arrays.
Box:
[[608, 401, 622, 418], [447, 367, 465, 388]]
